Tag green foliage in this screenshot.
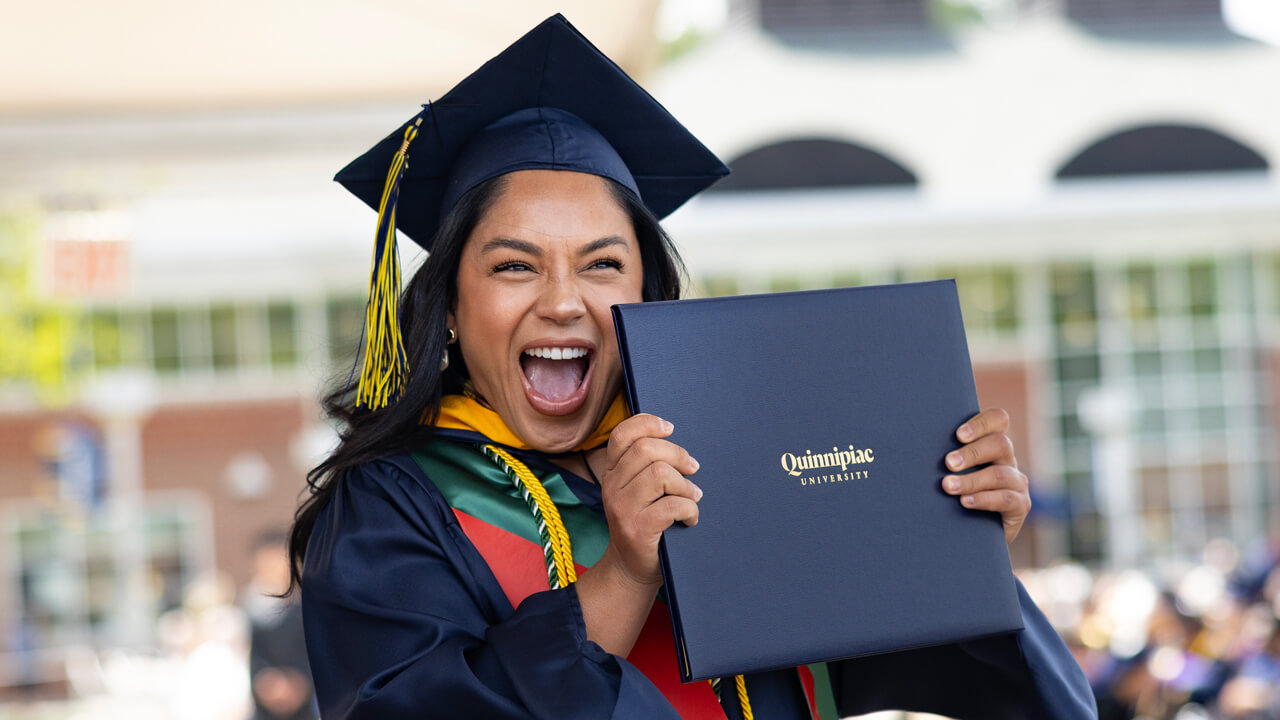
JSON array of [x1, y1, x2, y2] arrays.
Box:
[[661, 28, 707, 65], [0, 206, 81, 405], [929, 0, 986, 29]]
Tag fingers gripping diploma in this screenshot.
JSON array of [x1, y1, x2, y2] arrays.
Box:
[[940, 408, 1032, 547], [601, 413, 703, 587], [576, 414, 702, 657]]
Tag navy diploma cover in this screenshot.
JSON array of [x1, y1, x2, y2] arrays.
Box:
[[612, 280, 1024, 682]]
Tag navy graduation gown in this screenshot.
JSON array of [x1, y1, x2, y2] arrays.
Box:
[[300, 444, 1096, 719]]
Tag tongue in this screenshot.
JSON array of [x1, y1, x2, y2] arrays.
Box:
[[523, 357, 586, 402]]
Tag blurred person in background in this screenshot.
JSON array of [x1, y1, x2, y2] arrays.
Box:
[[242, 530, 316, 720], [1065, 531, 1280, 720], [1216, 619, 1280, 718], [157, 572, 251, 720], [1214, 545, 1280, 719]]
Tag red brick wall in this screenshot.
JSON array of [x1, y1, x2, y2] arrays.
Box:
[[0, 397, 313, 588], [972, 361, 1042, 567], [973, 362, 1033, 473], [142, 399, 312, 586]]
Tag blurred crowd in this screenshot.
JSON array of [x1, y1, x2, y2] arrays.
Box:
[[1021, 535, 1280, 720], [4, 534, 316, 720], [10, 531, 1280, 719]]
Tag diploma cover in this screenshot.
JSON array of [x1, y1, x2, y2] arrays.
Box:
[[612, 280, 1024, 682]]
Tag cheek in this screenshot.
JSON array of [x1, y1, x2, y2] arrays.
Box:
[[454, 281, 520, 372], [587, 281, 641, 326], [587, 285, 640, 365], [463, 293, 524, 334]]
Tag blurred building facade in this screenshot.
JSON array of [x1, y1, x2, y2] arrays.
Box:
[[662, 0, 1280, 570], [0, 1, 662, 698], [2, 0, 1279, 703]]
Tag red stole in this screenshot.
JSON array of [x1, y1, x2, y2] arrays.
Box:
[[454, 509, 727, 718]]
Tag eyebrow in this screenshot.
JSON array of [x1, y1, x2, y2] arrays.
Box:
[[478, 235, 631, 256], [578, 236, 630, 256], [479, 237, 542, 256]]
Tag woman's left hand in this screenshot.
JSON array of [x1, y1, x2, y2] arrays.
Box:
[[941, 408, 1030, 547]]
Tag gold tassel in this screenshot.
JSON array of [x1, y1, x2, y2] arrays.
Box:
[[356, 116, 423, 410]]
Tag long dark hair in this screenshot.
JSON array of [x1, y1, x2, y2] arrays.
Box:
[[286, 174, 686, 592]]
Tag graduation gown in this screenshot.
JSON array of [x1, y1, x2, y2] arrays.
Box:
[[301, 432, 1097, 719]]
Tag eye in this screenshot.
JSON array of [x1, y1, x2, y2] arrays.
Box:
[[493, 260, 534, 274], [585, 257, 624, 272]]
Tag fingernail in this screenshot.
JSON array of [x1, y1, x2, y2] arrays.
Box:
[[962, 495, 975, 506], [957, 425, 973, 442], [945, 477, 960, 493], [690, 457, 700, 472], [661, 419, 674, 433], [694, 485, 703, 501], [947, 452, 963, 470]]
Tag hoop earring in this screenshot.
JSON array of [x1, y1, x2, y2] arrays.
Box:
[[441, 328, 457, 372]]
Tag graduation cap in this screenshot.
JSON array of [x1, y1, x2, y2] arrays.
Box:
[[337, 13, 729, 410]]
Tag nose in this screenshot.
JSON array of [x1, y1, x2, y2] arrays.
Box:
[[535, 274, 587, 325]]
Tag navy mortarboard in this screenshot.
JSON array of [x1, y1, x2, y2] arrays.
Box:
[[336, 13, 728, 411]]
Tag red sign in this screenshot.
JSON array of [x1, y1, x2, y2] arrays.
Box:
[[44, 210, 131, 297]]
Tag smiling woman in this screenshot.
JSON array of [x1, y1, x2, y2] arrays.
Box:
[[286, 13, 1096, 720], [450, 171, 643, 449]]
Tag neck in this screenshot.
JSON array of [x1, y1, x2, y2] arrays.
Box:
[[550, 447, 605, 485]]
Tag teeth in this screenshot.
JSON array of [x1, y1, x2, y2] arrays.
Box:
[[524, 347, 589, 360]]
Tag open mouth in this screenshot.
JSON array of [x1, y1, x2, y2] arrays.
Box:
[[519, 345, 593, 416]]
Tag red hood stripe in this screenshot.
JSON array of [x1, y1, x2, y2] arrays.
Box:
[[452, 508, 726, 718]]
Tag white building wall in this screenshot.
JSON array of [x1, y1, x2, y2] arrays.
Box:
[[656, 17, 1280, 204]]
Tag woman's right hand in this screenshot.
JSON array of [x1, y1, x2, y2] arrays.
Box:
[[598, 413, 702, 587], [576, 413, 701, 657]]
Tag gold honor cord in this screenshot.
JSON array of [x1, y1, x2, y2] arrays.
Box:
[[735, 674, 753, 720], [356, 116, 422, 410], [481, 445, 577, 587], [478, 445, 753, 717]]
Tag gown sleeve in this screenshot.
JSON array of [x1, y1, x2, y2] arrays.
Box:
[[300, 459, 681, 720], [829, 577, 1098, 719]]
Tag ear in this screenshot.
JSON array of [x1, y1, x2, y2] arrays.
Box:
[[446, 310, 456, 337]]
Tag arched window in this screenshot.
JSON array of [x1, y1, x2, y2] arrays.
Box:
[[708, 138, 919, 192], [1056, 124, 1268, 178], [760, 0, 929, 34], [1066, 0, 1222, 25], [1063, 0, 1242, 41]]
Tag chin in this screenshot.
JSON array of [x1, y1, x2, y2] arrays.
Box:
[[519, 403, 604, 453]]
